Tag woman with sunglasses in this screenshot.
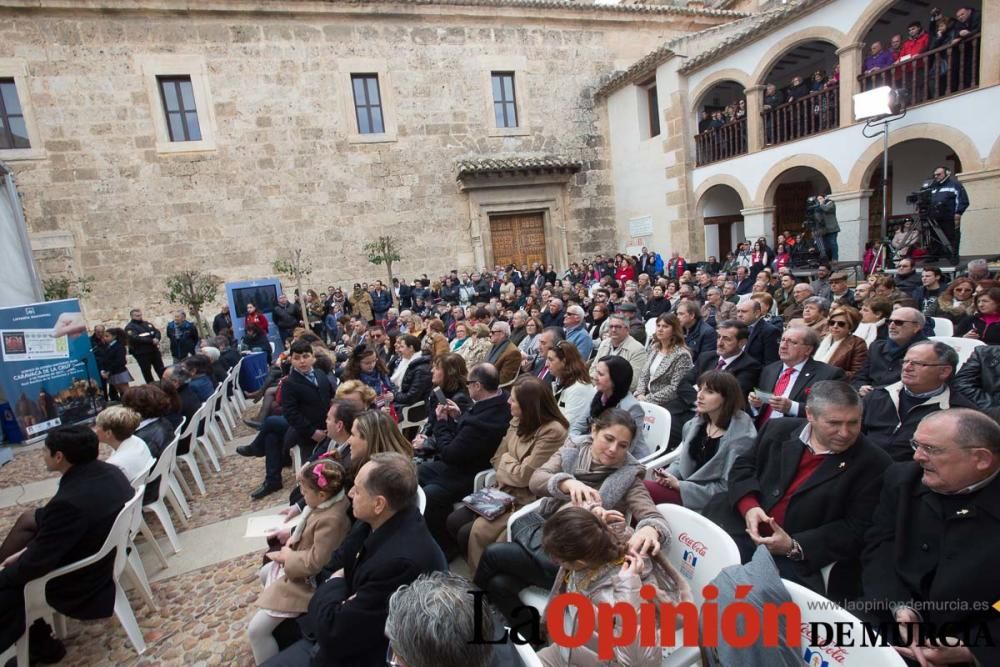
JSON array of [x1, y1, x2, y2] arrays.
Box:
[[937, 277, 977, 323], [813, 305, 868, 381]]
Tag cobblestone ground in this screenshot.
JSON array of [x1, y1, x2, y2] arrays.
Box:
[[59, 552, 259, 667]]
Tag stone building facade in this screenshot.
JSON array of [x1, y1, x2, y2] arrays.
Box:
[[0, 0, 741, 324]]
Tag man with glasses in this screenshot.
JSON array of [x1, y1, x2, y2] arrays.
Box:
[[417, 363, 510, 556], [749, 326, 844, 427], [562, 304, 593, 361], [590, 313, 647, 391], [862, 409, 1000, 667], [853, 307, 927, 397], [861, 341, 976, 461], [707, 381, 891, 594], [828, 272, 855, 308], [893, 257, 921, 295], [484, 321, 521, 385], [928, 166, 969, 264]]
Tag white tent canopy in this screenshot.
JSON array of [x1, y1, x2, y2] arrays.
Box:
[[0, 162, 43, 308]]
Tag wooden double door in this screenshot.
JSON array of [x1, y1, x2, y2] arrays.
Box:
[[490, 213, 547, 268]]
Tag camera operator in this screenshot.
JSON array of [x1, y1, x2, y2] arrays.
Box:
[[928, 166, 969, 263], [807, 193, 840, 261]]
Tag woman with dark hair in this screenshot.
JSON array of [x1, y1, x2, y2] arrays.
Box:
[[957, 287, 1000, 344], [635, 313, 692, 411], [422, 318, 449, 362], [526, 506, 691, 666], [100, 327, 132, 397], [121, 384, 175, 459], [645, 371, 756, 511], [750, 238, 771, 278], [153, 379, 184, 430], [855, 296, 892, 346], [590, 355, 648, 458], [242, 322, 272, 365], [547, 341, 597, 435], [474, 408, 671, 624], [244, 302, 269, 335], [341, 343, 395, 400], [391, 334, 432, 418], [413, 352, 473, 452], [446, 375, 568, 572]]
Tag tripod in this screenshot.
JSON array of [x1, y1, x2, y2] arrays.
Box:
[[897, 211, 955, 263]]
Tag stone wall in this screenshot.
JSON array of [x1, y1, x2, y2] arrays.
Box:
[[0, 0, 736, 325]]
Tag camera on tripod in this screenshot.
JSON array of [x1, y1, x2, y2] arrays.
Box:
[[905, 180, 935, 212]]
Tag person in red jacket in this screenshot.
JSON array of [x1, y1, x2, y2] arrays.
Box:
[[899, 21, 930, 100], [245, 301, 269, 335], [614, 257, 635, 288]]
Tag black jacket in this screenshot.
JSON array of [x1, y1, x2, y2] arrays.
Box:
[[0, 460, 133, 619], [420, 392, 511, 482], [683, 319, 718, 362], [677, 350, 762, 409], [745, 318, 781, 367], [100, 340, 128, 375], [272, 302, 300, 329], [307, 505, 448, 666], [644, 297, 671, 320], [861, 383, 977, 461], [280, 369, 334, 446], [393, 355, 433, 409], [863, 463, 1000, 666], [851, 335, 926, 390], [953, 345, 1000, 410], [212, 311, 232, 336], [420, 389, 474, 442], [124, 319, 161, 356], [711, 419, 891, 578]]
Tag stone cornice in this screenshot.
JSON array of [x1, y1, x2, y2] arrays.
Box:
[[456, 156, 583, 180]]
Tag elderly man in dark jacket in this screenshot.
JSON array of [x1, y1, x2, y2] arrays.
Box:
[[853, 307, 927, 397], [416, 363, 511, 557], [0, 425, 134, 662], [705, 381, 891, 595], [863, 409, 1000, 667]]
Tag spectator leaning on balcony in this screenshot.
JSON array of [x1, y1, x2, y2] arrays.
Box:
[[762, 83, 784, 144], [864, 40, 894, 73]]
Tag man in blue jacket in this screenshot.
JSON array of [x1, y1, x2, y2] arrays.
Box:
[[369, 280, 393, 322], [167, 310, 199, 360]]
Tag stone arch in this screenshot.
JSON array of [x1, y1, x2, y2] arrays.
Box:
[[694, 175, 751, 216], [847, 123, 982, 191], [846, 0, 903, 45], [751, 27, 848, 86], [756, 155, 845, 205], [987, 134, 1000, 170], [690, 69, 753, 110]]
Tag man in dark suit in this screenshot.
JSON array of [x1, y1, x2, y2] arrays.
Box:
[[863, 409, 1000, 667], [749, 326, 844, 428], [252, 339, 333, 500], [733, 266, 754, 295], [0, 425, 134, 661], [677, 301, 717, 362], [735, 298, 780, 367], [706, 381, 892, 594], [677, 320, 762, 410], [262, 453, 448, 667]]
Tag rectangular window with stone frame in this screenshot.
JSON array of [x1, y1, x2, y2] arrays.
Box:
[[0, 79, 30, 149], [351, 74, 385, 135], [647, 85, 660, 138], [157, 75, 202, 142], [491, 72, 518, 129]]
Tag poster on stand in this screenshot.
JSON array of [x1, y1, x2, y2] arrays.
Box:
[[0, 299, 101, 443]]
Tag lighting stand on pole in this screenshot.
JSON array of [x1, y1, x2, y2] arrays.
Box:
[[855, 86, 905, 245]]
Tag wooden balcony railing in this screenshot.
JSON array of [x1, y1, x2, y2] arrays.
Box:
[[761, 85, 839, 146], [858, 33, 980, 106], [694, 117, 747, 166]]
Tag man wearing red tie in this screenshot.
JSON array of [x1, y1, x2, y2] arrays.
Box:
[[749, 326, 844, 426]]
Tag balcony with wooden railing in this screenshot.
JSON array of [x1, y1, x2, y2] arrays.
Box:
[[761, 85, 839, 147], [694, 117, 747, 166], [858, 33, 980, 106]]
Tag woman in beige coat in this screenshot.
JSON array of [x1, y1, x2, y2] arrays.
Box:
[[350, 283, 374, 323], [247, 460, 351, 665], [446, 375, 568, 572]]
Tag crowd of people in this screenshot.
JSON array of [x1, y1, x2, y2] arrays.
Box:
[[3, 243, 1000, 667]]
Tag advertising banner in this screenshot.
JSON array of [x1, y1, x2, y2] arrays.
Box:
[[0, 299, 101, 442]]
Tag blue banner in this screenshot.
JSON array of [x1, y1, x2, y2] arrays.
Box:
[[0, 299, 102, 442]]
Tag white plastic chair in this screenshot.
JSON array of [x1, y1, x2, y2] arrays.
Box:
[[175, 406, 216, 494], [659, 503, 741, 667], [931, 317, 954, 337], [473, 469, 496, 492], [513, 634, 544, 667], [637, 401, 671, 464], [164, 418, 193, 516], [200, 389, 228, 461], [782, 579, 906, 666], [416, 485, 426, 514], [142, 437, 185, 555], [929, 335, 985, 370], [12, 489, 148, 666], [642, 448, 682, 479], [645, 317, 657, 341], [398, 401, 428, 434], [123, 462, 160, 611], [210, 384, 235, 443], [229, 357, 249, 413]]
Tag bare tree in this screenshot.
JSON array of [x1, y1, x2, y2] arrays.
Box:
[[272, 249, 313, 333], [165, 270, 222, 337], [364, 236, 402, 304]]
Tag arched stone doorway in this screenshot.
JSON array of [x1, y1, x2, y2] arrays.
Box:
[[699, 184, 744, 262], [861, 138, 963, 243], [693, 80, 748, 166], [767, 166, 833, 242]]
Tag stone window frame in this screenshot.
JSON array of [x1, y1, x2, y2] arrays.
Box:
[[337, 58, 397, 144], [490, 72, 519, 129], [480, 56, 530, 138], [637, 77, 661, 142], [350, 74, 386, 135], [0, 59, 46, 161], [137, 54, 218, 154]]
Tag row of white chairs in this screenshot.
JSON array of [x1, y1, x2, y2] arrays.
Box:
[[0, 358, 252, 666]]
